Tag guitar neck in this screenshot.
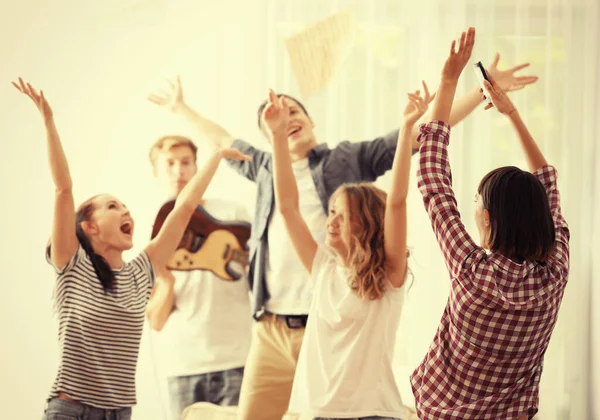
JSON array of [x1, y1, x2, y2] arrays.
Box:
[[232, 249, 249, 264]]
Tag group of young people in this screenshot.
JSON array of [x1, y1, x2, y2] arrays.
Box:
[[20, 26, 569, 420]]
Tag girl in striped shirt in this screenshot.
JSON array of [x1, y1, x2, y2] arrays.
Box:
[[13, 78, 251, 420]]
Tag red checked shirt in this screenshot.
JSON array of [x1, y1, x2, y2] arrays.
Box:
[[410, 121, 570, 419]]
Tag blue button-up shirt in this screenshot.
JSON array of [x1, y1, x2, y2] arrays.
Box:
[[228, 128, 413, 318]]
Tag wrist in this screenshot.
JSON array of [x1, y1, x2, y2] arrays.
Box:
[[506, 108, 520, 120], [439, 76, 459, 87], [171, 100, 187, 113], [216, 149, 228, 160], [43, 115, 55, 126], [400, 123, 416, 136], [268, 127, 287, 141]]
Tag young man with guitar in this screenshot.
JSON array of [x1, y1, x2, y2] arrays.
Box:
[[146, 135, 253, 420], [148, 58, 538, 420]]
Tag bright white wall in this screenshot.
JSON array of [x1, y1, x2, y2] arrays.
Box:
[[0, 1, 262, 417], [591, 2, 600, 414], [0, 1, 597, 419]]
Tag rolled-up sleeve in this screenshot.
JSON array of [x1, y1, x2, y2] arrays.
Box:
[[339, 128, 417, 181], [227, 139, 272, 182]]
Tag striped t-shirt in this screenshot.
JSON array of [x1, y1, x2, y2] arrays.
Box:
[[46, 244, 155, 409]]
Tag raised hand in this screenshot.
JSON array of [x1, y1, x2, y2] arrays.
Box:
[[403, 81, 434, 127], [441, 27, 476, 82], [487, 53, 538, 92], [148, 75, 185, 111], [220, 148, 253, 162], [481, 73, 517, 114], [12, 78, 53, 121], [261, 89, 289, 138]]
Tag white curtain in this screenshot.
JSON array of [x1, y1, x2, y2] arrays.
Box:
[[590, 1, 600, 416], [144, 0, 600, 418], [0, 0, 597, 419]]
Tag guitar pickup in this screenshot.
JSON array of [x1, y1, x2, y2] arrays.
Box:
[[223, 244, 230, 259]]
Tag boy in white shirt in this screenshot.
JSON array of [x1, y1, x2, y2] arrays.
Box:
[[146, 135, 253, 420]]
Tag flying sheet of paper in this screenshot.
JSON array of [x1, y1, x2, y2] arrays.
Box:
[[285, 8, 357, 100]]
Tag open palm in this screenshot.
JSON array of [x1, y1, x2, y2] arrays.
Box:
[[403, 81, 434, 127], [148, 75, 184, 111], [441, 27, 476, 82], [12, 77, 53, 121], [487, 53, 538, 92]]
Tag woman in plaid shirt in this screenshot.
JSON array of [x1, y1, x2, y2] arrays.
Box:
[[411, 28, 570, 419]]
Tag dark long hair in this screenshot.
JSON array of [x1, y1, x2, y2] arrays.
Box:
[[75, 198, 116, 292], [478, 166, 555, 263]]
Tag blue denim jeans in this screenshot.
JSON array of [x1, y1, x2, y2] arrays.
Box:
[[42, 398, 132, 420], [167, 367, 244, 420]]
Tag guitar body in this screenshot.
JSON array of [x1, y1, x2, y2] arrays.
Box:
[[151, 200, 251, 281], [170, 230, 247, 280]]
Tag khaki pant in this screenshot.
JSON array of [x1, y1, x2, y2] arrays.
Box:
[[236, 314, 306, 420]]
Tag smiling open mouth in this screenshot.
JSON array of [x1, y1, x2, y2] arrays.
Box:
[[120, 221, 132, 235]]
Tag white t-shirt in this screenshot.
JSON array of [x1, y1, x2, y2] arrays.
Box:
[[288, 247, 406, 419], [265, 158, 327, 315], [156, 198, 253, 377]]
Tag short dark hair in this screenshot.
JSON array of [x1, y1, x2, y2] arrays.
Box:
[[256, 93, 310, 129], [478, 166, 555, 262]]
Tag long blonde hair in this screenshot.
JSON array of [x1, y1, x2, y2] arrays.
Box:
[[331, 184, 389, 300]]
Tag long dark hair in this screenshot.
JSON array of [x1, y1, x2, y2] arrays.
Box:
[[75, 198, 116, 292], [478, 166, 555, 263]]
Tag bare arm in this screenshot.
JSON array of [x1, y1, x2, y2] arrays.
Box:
[[410, 87, 479, 148], [385, 83, 432, 287], [483, 75, 567, 276], [144, 149, 252, 270], [482, 75, 547, 172], [410, 53, 539, 148], [266, 91, 317, 274], [416, 29, 482, 279], [410, 78, 471, 148], [508, 111, 547, 172], [13, 79, 78, 271], [431, 82, 459, 123], [384, 126, 411, 286], [148, 76, 234, 150], [176, 103, 235, 150], [447, 87, 482, 126], [146, 269, 176, 331]]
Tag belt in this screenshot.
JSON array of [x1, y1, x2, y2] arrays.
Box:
[[261, 311, 308, 329]]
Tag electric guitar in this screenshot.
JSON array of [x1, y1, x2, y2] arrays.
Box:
[[151, 200, 251, 281]]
